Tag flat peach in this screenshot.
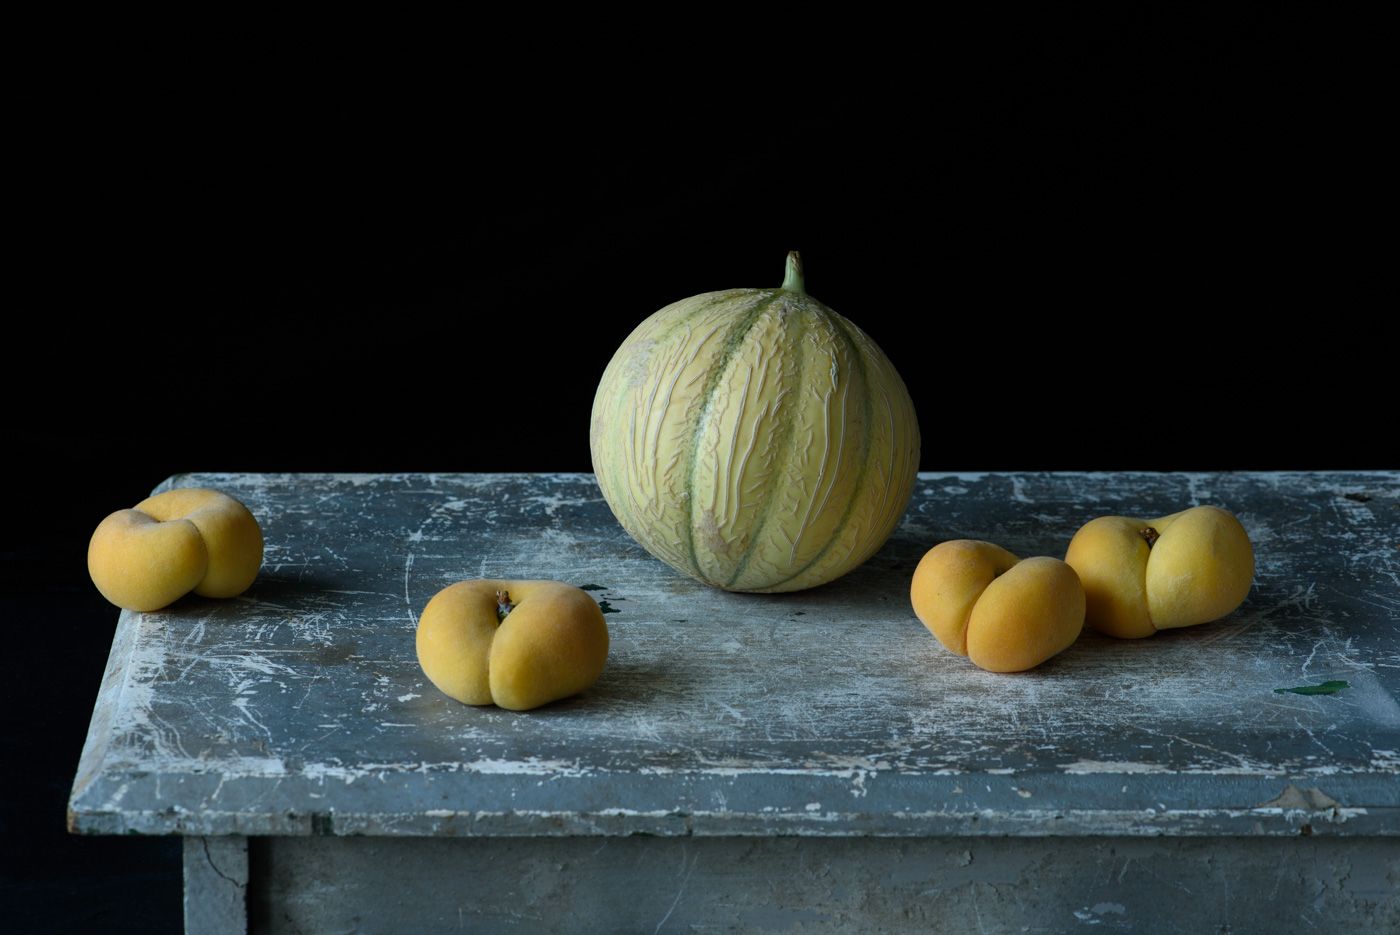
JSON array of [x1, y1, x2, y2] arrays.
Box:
[[911, 540, 1084, 672], [88, 488, 264, 612], [1064, 506, 1254, 638], [416, 579, 609, 711]]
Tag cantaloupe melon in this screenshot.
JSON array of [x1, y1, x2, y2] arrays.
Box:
[[590, 253, 920, 593]]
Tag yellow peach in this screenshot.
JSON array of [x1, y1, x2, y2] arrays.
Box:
[[910, 540, 1085, 672], [87, 488, 264, 612], [416, 579, 609, 711], [1064, 505, 1254, 638]]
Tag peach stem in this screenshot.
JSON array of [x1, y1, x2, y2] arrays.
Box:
[[495, 589, 515, 620]]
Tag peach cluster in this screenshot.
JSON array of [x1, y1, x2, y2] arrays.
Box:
[[911, 506, 1255, 672]]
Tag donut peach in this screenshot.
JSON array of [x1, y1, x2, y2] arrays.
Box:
[[911, 540, 1085, 672], [87, 488, 264, 611], [1064, 505, 1254, 638], [416, 579, 609, 711]]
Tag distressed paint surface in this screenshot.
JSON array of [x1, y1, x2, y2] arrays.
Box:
[[70, 472, 1400, 838]]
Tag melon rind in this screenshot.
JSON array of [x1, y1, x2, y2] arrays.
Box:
[[590, 287, 920, 593]]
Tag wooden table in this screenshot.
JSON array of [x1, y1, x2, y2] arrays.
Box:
[[69, 472, 1400, 932]]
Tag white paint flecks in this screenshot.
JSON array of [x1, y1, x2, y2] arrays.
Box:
[[69, 471, 1400, 841], [1062, 761, 1173, 776]]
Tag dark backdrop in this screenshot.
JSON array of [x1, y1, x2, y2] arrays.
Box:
[[6, 12, 1383, 932]]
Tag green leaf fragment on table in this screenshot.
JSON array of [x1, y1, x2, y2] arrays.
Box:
[[1273, 680, 1350, 695]]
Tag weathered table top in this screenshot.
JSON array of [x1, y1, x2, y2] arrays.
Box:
[[70, 472, 1400, 838]]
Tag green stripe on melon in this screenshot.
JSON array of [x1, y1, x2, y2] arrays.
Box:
[[590, 253, 920, 593]]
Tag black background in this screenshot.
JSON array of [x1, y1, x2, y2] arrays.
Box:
[[5, 11, 1385, 932]]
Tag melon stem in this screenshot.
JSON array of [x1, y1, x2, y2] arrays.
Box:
[[781, 251, 806, 295]]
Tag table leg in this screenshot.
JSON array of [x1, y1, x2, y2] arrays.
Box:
[[183, 836, 247, 935]]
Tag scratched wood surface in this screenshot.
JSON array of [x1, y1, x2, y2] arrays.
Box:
[[69, 472, 1400, 838]]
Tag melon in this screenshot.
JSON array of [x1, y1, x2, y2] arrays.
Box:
[[590, 253, 920, 593]]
